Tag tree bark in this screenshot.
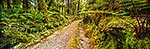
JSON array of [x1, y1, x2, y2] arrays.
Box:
[[147, 0, 150, 3], [23, 0, 28, 9], [67, 0, 70, 14], [62, 0, 64, 14], [78, 0, 80, 15], [0, 0, 4, 9], [6, 0, 11, 8]]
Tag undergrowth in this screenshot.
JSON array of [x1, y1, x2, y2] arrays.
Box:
[[67, 33, 80, 49], [0, 8, 71, 49], [80, 1, 150, 49], [82, 15, 150, 49]]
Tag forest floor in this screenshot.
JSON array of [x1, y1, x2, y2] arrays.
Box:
[[27, 20, 89, 49]]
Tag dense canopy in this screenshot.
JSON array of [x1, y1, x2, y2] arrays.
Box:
[[1, 0, 150, 49]]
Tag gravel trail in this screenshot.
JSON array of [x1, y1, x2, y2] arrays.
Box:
[[27, 20, 89, 49]]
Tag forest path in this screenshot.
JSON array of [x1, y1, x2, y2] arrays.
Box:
[[27, 20, 89, 49]]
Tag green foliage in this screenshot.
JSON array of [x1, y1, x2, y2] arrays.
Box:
[[1, 0, 150, 49], [67, 33, 80, 49], [0, 8, 70, 48], [81, 0, 150, 48], [83, 15, 150, 49]]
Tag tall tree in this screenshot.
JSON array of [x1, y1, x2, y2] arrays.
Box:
[[78, 0, 80, 15], [0, 0, 4, 11], [147, 0, 150, 3], [23, 0, 29, 12], [6, 0, 11, 8], [67, 0, 70, 14]]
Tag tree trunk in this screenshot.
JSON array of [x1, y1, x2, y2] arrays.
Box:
[[147, 0, 150, 3], [67, 0, 70, 14], [23, 0, 28, 10], [78, 0, 80, 15], [62, 0, 64, 15], [6, 0, 11, 8], [0, 0, 4, 10]]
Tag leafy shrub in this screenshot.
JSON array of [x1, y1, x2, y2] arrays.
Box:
[[83, 15, 150, 49], [0, 8, 70, 48]]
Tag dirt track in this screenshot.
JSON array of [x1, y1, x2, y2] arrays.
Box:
[[27, 20, 89, 49]]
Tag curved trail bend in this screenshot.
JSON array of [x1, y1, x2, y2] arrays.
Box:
[[27, 20, 89, 49]]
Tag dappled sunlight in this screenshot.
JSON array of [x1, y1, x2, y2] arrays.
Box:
[[1, 0, 150, 49]]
